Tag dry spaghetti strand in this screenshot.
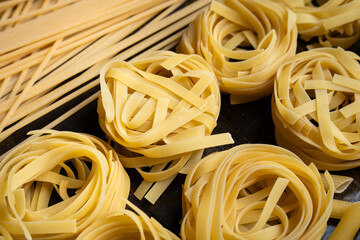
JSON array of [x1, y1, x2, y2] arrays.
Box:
[[0, 0, 189, 143]]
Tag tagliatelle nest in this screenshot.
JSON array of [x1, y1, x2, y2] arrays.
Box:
[[77, 200, 179, 240], [177, 0, 297, 104], [0, 130, 130, 239], [273, 0, 360, 49], [98, 50, 233, 203], [272, 47, 360, 171], [181, 144, 334, 240]]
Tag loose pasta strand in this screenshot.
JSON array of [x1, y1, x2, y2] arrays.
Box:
[[0, 0, 205, 143]]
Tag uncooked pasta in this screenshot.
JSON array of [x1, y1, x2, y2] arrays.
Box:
[[181, 144, 334, 240], [98, 50, 233, 202], [177, 0, 297, 104], [0, 0, 209, 143], [0, 130, 130, 239], [77, 200, 179, 240], [329, 202, 360, 240], [272, 47, 360, 170], [272, 0, 360, 49]]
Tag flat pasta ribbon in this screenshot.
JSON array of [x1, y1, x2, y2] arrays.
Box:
[[98, 50, 233, 202], [273, 0, 360, 49], [272, 47, 360, 170], [77, 200, 179, 240], [0, 130, 130, 239], [181, 144, 334, 240], [329, 201, 360, 240], [177, 0, 297, 104]]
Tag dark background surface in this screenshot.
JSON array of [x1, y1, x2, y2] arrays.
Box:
[[1, 15, 360, 240]]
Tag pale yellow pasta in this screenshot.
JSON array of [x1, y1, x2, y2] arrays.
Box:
[[181, 144, 334, 240], [272, 0, 360, 49], [331, 199, 354, 219], [321, 173, 353, 193], [0, 0, 205, 143], [0, 130, 130, 239], [98, 50, 233, 202], [0, 224, 12, 240], [177, 0, 297, 104], [329, 201, 360, 240], [272, 47, 360, 171], [77, 200, 179, 240]]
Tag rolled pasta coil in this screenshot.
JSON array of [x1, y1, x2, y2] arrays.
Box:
[[77, 200, 179, 240], [273, 0, 360, 49], [272, 47, 360, 170], [0, 130, 130, 239], [181, 144, 334, 240], [98, 50, 233, 183], [177, 0, 297, 104]]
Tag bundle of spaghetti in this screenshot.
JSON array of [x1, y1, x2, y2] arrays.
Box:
[[177, 0, 298, 104], [0, 0, 213, 157], [0, 0, 211, 143], [272, 0, 360, 49], [77, 200, 179, 240], [0, 130, 130, 239], [181, 144, 334, 240], [98, 50, 234, 203], [272, 47, 360, 171]]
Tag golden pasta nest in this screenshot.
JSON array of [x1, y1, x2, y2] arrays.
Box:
[[98, 50, 233, 184], [272, 47, 360, 171], [0, 130, 130, 239], [177, 0, 298, 104], [181, 144, 334, 240], [77, 200, 179, 240], [273, 0, 360, 49]]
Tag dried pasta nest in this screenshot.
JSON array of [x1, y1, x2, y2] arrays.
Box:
[[181, 144, 334, 240], [77, 200, 179, 240], [273, 0, 360, 49], [0, 130, 130, 239], [98, 50, 233, 191], [177, 0, 297, 104], [272, 47, 360, 171]]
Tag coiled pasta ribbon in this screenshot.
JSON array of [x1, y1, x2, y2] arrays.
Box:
[[0, 130, 130, 239], [177, 0, 297, 104], [98, 51, 233, 189], [77, 200, 179, 240], [272, 47, 360, 170], [273, 0, 360, 49], [181, 144, 334, 240]]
